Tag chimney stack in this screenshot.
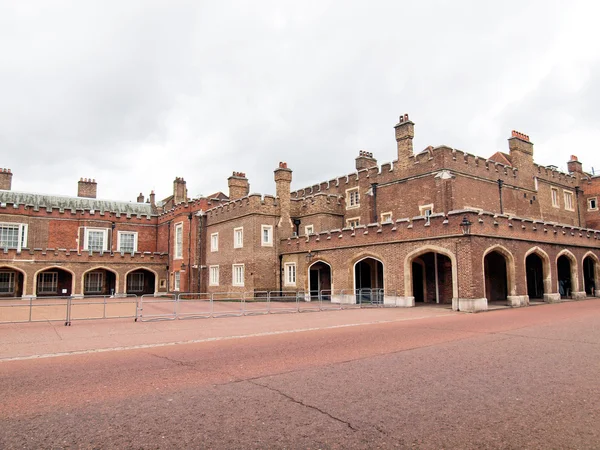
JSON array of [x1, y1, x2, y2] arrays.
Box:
[[567, 155, 583, 174], [228, 171, 249, 200], [274, 162, 293, 236], [137, 193, 145, 203], [508, 130, 534, 179], [78, 178, 97, 198], [173, 177, 188, 204], [394, 114, 414, 172], [149, 190, 156, 206], [0, 168, 13, 191], [355, 150, 377, 171]]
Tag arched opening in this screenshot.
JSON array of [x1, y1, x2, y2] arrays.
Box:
[[36, 268, 72, 297], [0, 266, 25, 297], [411, 253, 453, 304], [557, 255, 573, 298], [126, 269, 156, 295], [583, 256, 597, 296], [309, 261, 332, 300], [526, 253, 545, 300], [484, 251, 508, 303], [83, 268, 116, 296], [354, 257, 384, 304]]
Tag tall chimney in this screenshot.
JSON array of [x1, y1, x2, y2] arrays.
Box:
[[508, 130, 534, 181], [0, 168, 13, 190], [567, 155, 583, 174], [228, 172, 249, 200], [173, 177, 188, 204], [274, 162, 293, 237], [137, 192, 145, 203], [355, 151, 377, 171], [78, 178, 97, 198], [149, 190, 156, 206], [395, 113, 414, 172]]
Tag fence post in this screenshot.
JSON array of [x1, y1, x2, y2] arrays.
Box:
[[65, 296, 72, 326], [28, 297, 33, 322], [103, 295, 107, 319]]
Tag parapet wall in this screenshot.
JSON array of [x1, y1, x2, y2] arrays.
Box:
[[0, 202, 156, 223], [205, 193, 280, 224], [291, 193, 344, 217]]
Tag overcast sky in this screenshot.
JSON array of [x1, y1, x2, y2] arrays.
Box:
[[1, 1, 599, 203]]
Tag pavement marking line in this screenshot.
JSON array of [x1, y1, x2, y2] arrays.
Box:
[[0, 312, 454, 362]]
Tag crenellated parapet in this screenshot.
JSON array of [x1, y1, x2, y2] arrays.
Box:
[[290, 193, 344, 217], [0, 247, 168, 261], [204, 193, 279, 224]]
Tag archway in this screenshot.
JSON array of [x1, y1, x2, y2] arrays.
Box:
[[354, 257, 384, 304], [484, 251, 508, 303], [36, 268, 73, 296], [0, 266, 25, 297], [309, 261, 332, 300], [526, 253, 545, 300], [583, 255, 597, 296], [557, 255, 573, 298], [410, 253, 453, 304], [126, 269, 156, 295], [83, 268, 117, 296]]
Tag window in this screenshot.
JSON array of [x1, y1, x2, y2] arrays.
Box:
[[346, 188, 360, 209], [564, 191, 574, 211], [0, 223, 28, 250], [381, 212, 393, 224], [84, 272, 103, 293], [117, 231, 138, 253], [210, 233, 219, 252], [174, 223, 183, 259], [261, 225, 273, 246], [305, 225, 314, 235], [347, 217, 360, 228], [284, 263, 296, 286], [419, 204, 433, 218], [38, 272, 58, 294], [234, 227, 244, 248], [551, 188, 559, 208], [0, 272, 15, 293], [174, 271, 181, 291], [209, 266, 219, 286], [127, 273, 144, 292], [588, 198, 597, 211], [232, 264, 244, 286], [84, 228, 108, 252]]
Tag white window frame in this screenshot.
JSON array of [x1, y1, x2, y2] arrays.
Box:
[[209, 265, 220, 286], [210, 232, 219, 252], [284, 262, 297, 287], [346, 217, 360, 228], [0, 222, 28, 251], [419, 204, 434, 218], [232, 264, 245, 287], [38, 272, 58, 294], [551, 188, 559, 208], [0, 271, 15, 293], [83, 227, 108, 252], [174, 222, 183, 259], [305, 225, 314, 235], [234, 227, 244, 249], [588, 197, 597, 211], [117, 231, 138, 253], [564, 190, 574, 211], [345, 187, 360, 209], [84, 271, 104, 293], [261, 225, 273, 247], [127, 272, 144, 292], [174, 271, 181, 291], [380, 212, 393, 224]]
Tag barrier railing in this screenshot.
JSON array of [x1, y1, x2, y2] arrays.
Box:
[[0, 289, 406, 324]]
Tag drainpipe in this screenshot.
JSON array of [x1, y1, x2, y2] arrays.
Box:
[[279, 254, 283, 292], [575, 186, 582, 227], [187, 213, 192, 292], [371, 183, 378, 223], [166, 221, 171, 293], [497, 179, 504, 214]]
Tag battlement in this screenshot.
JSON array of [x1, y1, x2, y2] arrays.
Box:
[[204, 193, 280, 224], [0, 247, 168, 261], [291, 193, 344, 217]]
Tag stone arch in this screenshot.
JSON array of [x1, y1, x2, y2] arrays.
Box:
[[582, 251, 599, 296], [556, 249, 579, 294], [482, 245, 517, 297], [0, 265, 27, 297], [81, 266, 119, 295], [33, 265, 76, 297], [353, 255, 384, 304], [404, 245, 458, 299], [125, 266, 159, 294], [524, 247, 552, 298], [308, 259, 333, 299]]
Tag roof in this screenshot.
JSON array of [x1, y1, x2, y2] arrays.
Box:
[[0, 190, 154, 217], [488, 152, 512, 166]]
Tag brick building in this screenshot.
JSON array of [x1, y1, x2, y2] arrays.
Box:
[[2, 114, 600, 312]]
